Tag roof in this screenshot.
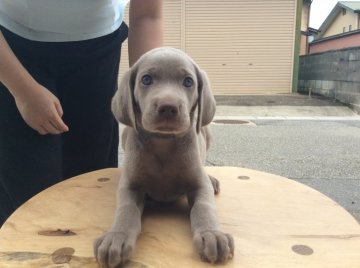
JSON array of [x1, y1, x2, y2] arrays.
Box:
[[316, 1, 360, 39], [338, 1, 360, 10], [302, 27, 321, 36]]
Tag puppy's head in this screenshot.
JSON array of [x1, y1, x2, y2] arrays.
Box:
[[112, 47, 216, 135]]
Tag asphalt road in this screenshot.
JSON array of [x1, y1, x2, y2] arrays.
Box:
[[207, 119, 360, 223]]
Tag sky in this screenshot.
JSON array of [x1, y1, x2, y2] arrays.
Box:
[[310, 0, 360, 28]]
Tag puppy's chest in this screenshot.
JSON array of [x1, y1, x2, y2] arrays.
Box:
[[136, 139, 196, 172], [138, 150, 194, 182], [130, 147, 199, 201]]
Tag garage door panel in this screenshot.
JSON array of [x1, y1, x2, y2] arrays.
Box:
[[185, 0, 296, 94]]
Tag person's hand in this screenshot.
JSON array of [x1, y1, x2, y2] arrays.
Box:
[[14, 83, 69, 135], [0, 31, 68, 135]]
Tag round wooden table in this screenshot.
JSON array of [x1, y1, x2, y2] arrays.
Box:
[[1, 167, 359, 267]]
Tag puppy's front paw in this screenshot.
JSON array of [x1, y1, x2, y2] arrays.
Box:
[[194, 230, 234, 264], [94, 232, 135, 268]]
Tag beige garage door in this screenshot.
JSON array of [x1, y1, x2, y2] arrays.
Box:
[[120, 0, 297, 95]]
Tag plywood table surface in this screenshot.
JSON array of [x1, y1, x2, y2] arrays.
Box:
[[0, 167, 360, 267]]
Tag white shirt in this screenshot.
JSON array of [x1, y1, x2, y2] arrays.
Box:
[[0, 0, 129, 42]]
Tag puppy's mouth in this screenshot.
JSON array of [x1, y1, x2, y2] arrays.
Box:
[[142, 116, 190, 135], [154, 119, 184, 133]]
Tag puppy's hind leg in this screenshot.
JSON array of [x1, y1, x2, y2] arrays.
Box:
[[208, 175, 220, 195]]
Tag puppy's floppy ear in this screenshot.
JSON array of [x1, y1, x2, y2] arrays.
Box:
[[111, 66, 138, 129], [195, 68, 216, 133]]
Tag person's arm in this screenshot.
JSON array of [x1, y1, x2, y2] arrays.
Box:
[[0, 31, 68, 135], [128, 0, 163, 66]]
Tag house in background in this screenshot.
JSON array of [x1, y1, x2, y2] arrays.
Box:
[[299, 1, 360, 112], [120, 0, 306, 95], [309, 1, 360, 54]]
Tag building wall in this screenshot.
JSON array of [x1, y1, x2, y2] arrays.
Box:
[[309, 32, 360, 54], [322, 10, 358, 37], [299, 47, 360, 113], [301, 2, 310, 31], [300, 1, 310, 55], [120, 0, 298, 95], [300, 33, 308, 55]]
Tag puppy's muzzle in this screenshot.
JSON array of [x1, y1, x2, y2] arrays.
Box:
[[158, 105, 179, 119]]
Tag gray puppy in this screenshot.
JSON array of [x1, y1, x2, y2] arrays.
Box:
[[94, 48, 234, 267]]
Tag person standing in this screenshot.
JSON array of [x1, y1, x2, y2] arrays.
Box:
[[0, 0, 163, 225]]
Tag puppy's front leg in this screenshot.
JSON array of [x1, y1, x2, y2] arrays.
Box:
[[94, 178, 145, 268], [188, 175, 234, 264]]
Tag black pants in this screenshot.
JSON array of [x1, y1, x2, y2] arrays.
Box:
[[0, 24, 128, 225]]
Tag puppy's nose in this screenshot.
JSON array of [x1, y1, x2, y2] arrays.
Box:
[[158, 105, 179, 119]]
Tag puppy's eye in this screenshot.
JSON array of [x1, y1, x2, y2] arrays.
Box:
[[183, 77, 193, 88], [141, 75, 153, 86]]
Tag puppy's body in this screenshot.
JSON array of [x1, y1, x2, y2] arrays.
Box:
[[94, 48, 234, 267]]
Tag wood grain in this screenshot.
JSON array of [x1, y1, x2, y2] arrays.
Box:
[[0, 167, 359, 267]]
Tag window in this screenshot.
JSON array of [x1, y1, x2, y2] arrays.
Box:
[[343, 26, 346, 32], [342, 8, 346, 15], [349, 25, 352, 31]]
